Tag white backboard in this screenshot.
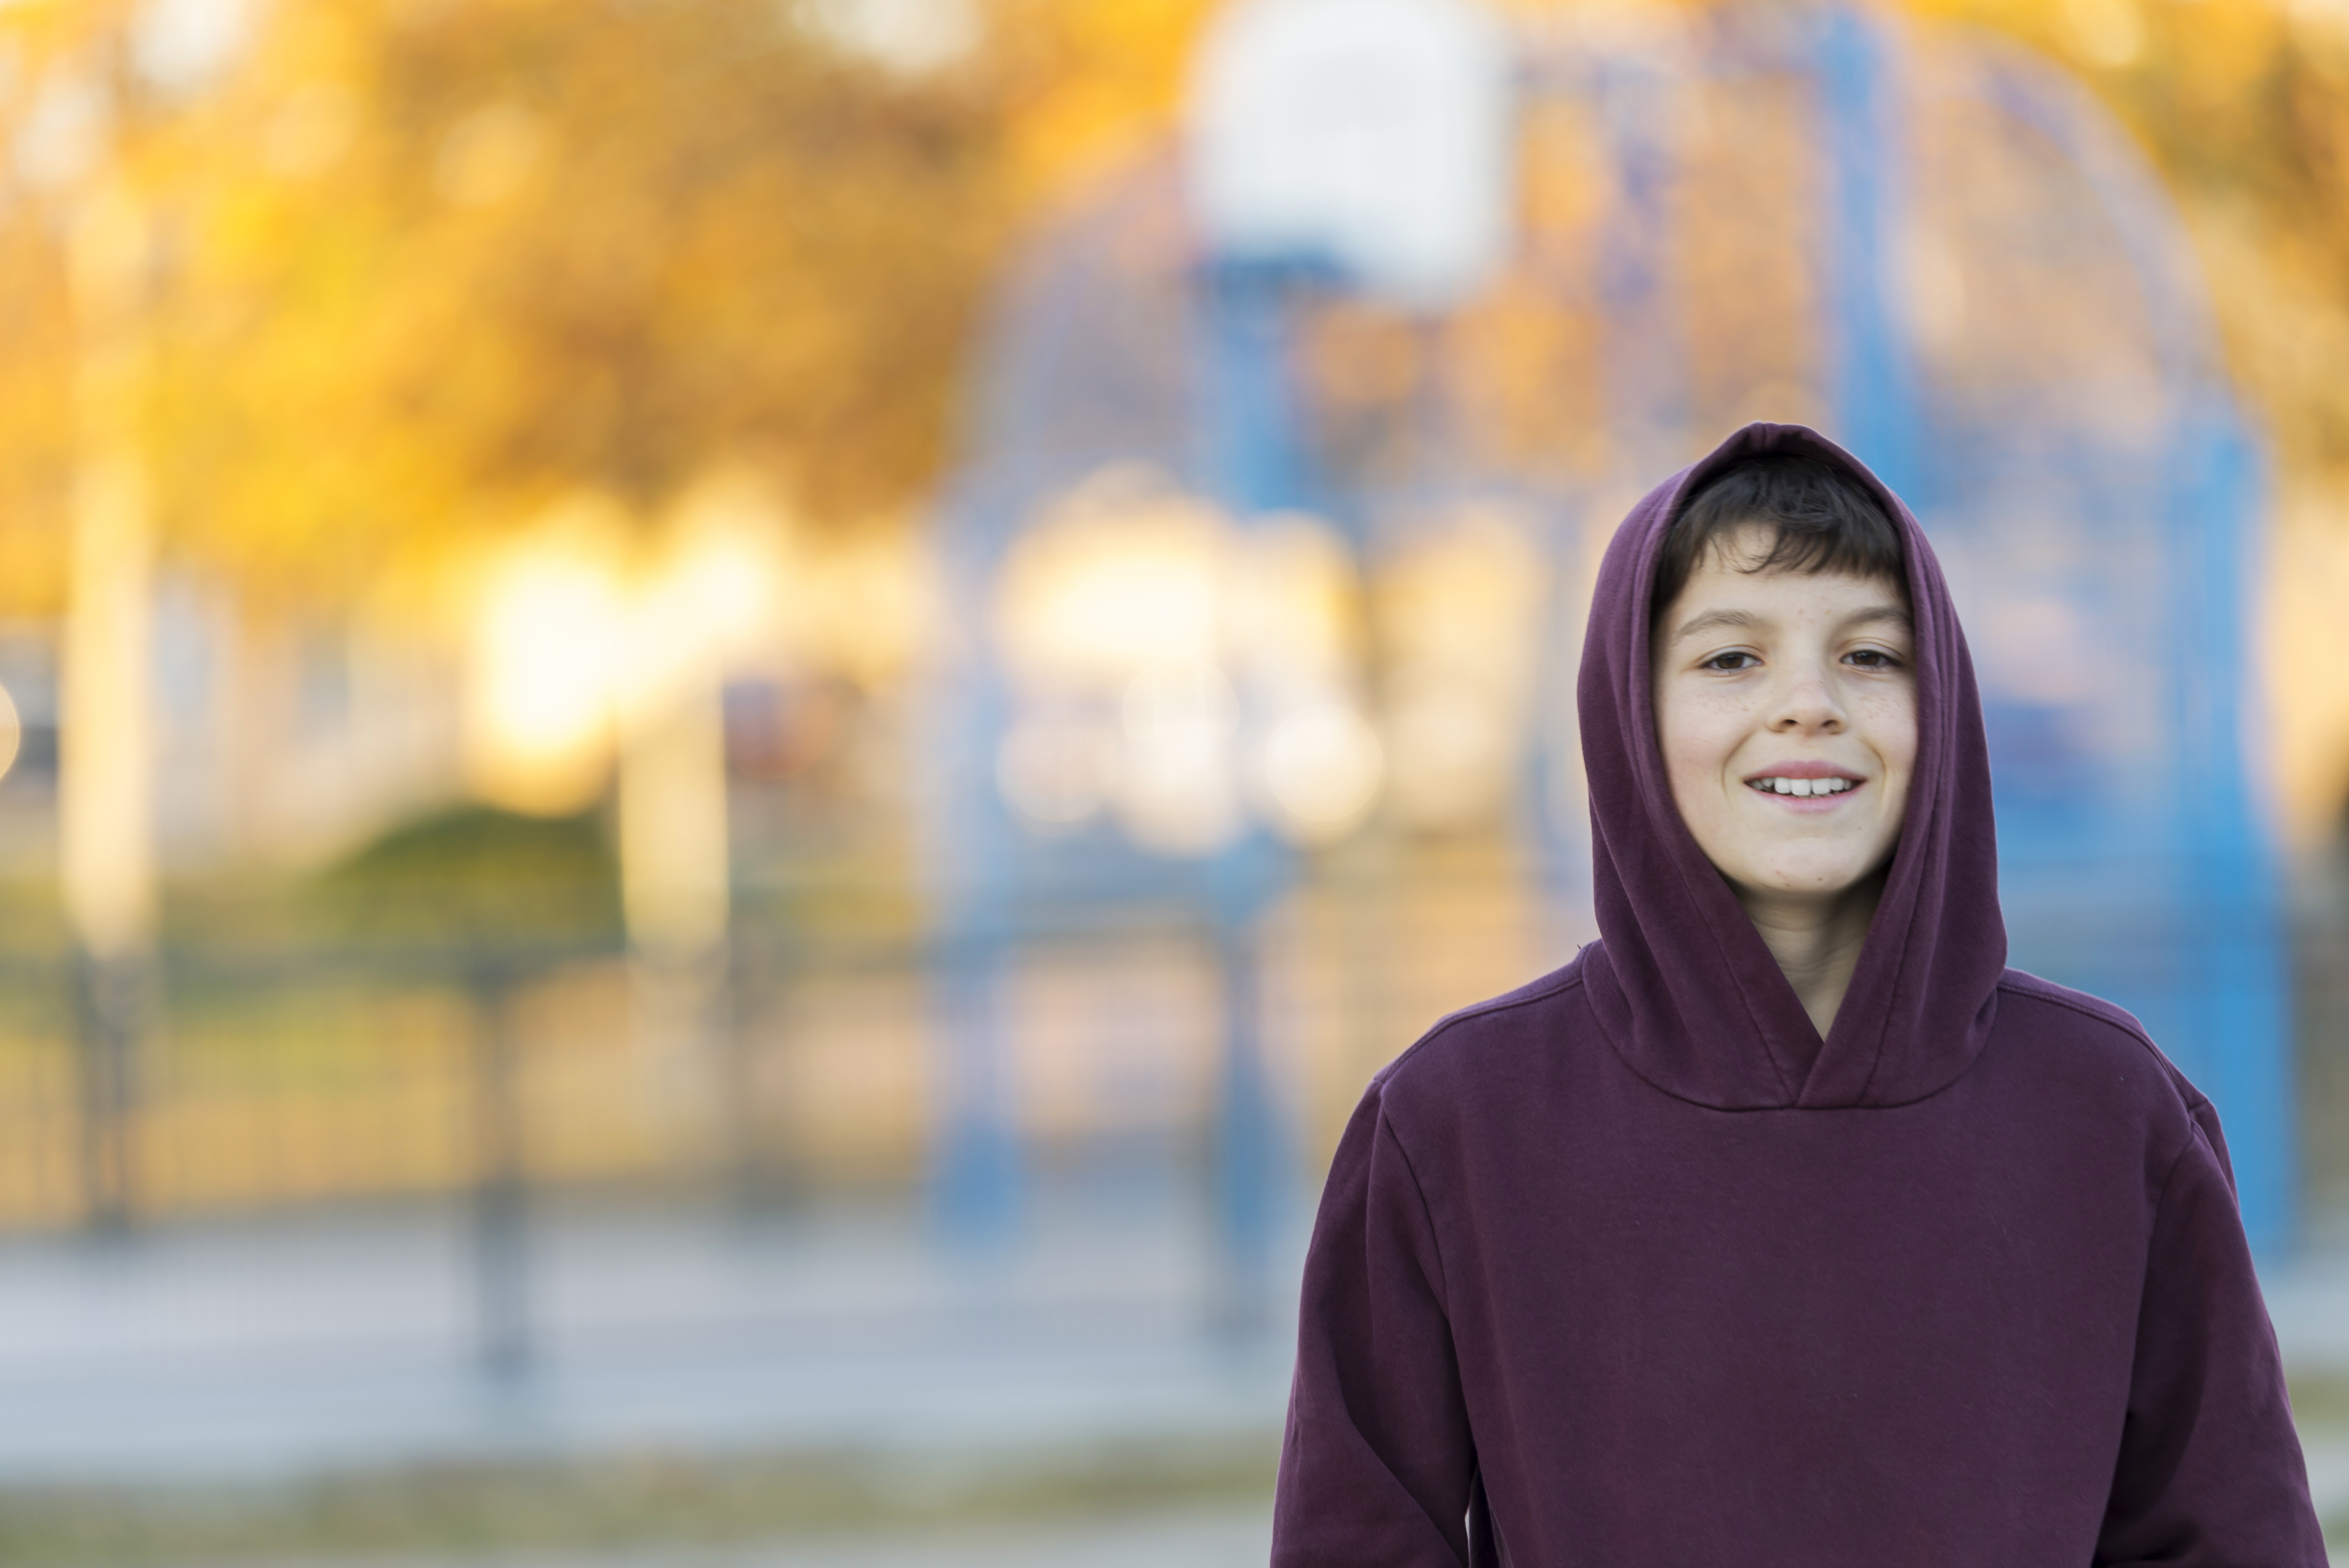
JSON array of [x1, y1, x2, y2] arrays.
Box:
[[1187, 0, 1513, 309]]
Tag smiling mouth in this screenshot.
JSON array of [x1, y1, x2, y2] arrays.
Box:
[[1746, 776, 1860, 798]]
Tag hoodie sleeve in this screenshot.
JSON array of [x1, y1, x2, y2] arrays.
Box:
[[1271, 1081, 1477, 1568], [2096, 1101, 2327, 1565]]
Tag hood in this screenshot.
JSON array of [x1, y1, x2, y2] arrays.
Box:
[[1576, 422, 2007, 1110]]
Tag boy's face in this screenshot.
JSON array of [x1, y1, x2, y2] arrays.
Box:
[[1650, 526, 1918, 909]]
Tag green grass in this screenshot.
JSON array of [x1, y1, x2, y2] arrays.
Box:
[[2288, 1371, 2349, 1557], [2292, 1369, 2349, 1428], [0, 1436, 1280, 1565], [0, 1379, 2342, 1564]]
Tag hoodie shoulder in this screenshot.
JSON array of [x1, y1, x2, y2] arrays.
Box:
[[1992, 967, 2210, 1116], [1374, 954, 1592, 1103]]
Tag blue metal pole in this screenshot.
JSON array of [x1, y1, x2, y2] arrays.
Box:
[[1194, 254, 1320, 1323], [927, 505, 1023, 1254], [1818, 6, 1922, 505], [1198, 256, 1328, 513], [1211, 853, 1281, 1324], [932, 921, 1020, 1251], [2172, 412, 2296, 1260]]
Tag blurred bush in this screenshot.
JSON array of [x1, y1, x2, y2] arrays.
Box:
[[316, 803, 622, 952]]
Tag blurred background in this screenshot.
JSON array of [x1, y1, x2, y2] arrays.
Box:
[[0, 0, 2344, 1561]]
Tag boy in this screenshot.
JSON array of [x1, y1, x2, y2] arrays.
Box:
[[1271, 424, 2324, 1564]]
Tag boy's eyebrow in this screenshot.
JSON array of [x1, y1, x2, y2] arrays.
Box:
[[1667, 608, 1759, 643], [1666, 602, 1914, 643], [1842, 604, 1914, 633]]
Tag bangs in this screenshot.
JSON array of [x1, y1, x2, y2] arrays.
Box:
[[1652, 453, 1906, 616]]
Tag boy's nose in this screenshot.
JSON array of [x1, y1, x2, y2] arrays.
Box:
[[1769, 662, 1846, 733]]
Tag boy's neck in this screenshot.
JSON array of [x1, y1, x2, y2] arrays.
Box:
[[1731, 872, 1887, 1042]]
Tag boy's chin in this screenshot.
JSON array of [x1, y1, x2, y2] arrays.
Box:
[[1731, 860, 1887, 906]]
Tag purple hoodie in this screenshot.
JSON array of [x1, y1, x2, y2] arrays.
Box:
[[1271, 424, 2323, 1565]]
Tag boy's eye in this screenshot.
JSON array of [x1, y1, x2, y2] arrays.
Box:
[[1700, 650, 1758, 672]]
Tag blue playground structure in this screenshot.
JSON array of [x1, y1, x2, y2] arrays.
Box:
[[925, 2, 2294, 1272]]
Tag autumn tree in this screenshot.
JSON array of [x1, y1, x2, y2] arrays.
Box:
[[151, 0, 1016, 599]]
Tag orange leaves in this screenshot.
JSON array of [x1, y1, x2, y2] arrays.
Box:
[[0, 0, 1029, 607]]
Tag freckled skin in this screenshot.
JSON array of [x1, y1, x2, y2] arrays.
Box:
[[1651, 527, 1918, 1033]]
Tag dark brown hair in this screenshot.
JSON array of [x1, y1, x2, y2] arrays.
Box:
[[1651, 453, 1906, 618]]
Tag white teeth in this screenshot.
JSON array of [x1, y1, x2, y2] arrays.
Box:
[[1750, 776, 1855, 796]]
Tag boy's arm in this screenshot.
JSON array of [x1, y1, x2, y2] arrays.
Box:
[[2097, 1104, 2327, 1565], [1272, 1081, 1477, 1568]]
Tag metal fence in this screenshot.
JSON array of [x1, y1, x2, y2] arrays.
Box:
[[0, 836, 1566, 1368]]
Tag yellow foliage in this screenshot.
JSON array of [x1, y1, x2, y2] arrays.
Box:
[[992, 0, 1219, 200], [4, 0, 2348, 622], [0, 0, 1027, 609], [1902, 0, 2349, 489]]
